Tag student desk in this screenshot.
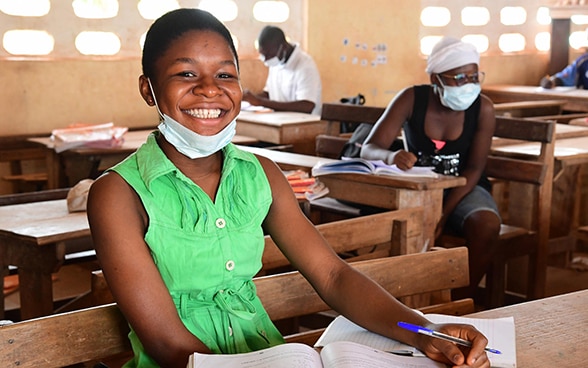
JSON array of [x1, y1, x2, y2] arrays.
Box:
[[316, 174, 466, 254], [468, 289, 588, 367], [29, 130, 259, 189], [236, 111, 326, 154], [483, 84, 588, 113], [0, 199, 91, 320], [237, 145, 336, 171], [492, 135, 588, 266]]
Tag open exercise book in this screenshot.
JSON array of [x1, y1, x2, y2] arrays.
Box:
[[187, 314, 516, 368], [311, 158, 438, 178]]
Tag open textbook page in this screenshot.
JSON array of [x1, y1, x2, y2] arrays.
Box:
[[316, 315, 516, 368], [311, 158, 438, 178], [187, 341, 445, 368]]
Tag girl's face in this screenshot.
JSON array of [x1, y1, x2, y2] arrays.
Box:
[[143, 30, 242, 136]]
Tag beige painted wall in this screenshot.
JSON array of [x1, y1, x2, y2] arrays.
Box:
[[0, 0, 564, 137], [307, 0, 554, 107], [0, 0, 574, 194]]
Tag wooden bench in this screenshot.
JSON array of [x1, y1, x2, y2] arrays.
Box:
[[321, 102, 385, 136], [529, 112, 588, 124], [439, 117, 556, 308], [577, 226, 588, 244], [0, 247, 472, 368], [0, 136, 50, 192], [58, 208, 425, 313]]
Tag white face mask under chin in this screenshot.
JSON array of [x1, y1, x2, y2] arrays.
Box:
[[158, 116, 236, 159], [147, 78, 236, 159]]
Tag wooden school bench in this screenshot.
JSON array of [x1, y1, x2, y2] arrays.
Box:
[[0, 247, 473, 368], [0, 135, 50, 192], [58, 208, 426, 313]]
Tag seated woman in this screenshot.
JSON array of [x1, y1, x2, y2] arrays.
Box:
[[87, 11, 491, 368], [360, 37, 501, 301]]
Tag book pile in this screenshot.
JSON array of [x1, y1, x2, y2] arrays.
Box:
[[284, 170, 329, 201]]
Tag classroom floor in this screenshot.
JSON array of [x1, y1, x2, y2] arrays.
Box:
[[3, 253, 588, 322]]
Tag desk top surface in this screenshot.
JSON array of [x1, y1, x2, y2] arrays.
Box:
[[469, 289, 588, 367], [492, 135, 588, 161], [28, 130, 259, 154], [237, 145, 337, 169], [237, 111, 322, 126], [316, 171, 466, 191], [483, 84, 588, 99], [0, 199, 89, 245]]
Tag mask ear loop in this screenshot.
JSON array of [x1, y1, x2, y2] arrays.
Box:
[[433, 74, 445, 95], [147, 78, 164, 120]]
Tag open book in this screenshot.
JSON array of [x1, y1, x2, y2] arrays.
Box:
[[186, 314, 516, 368], [315, 315, 516, 368], [187, 340, 446, 368], [311, 158, 438, 178]]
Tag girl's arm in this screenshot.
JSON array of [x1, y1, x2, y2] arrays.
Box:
[[87, 172, 210, 368], [258, 156, 489, 367]]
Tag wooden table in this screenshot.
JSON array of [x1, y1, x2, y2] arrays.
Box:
[[315, 173, 466, 254], [0, 199, 91, 320], [468, 289, 588, 367], [236, 111, 326, 154], [29, 130, 259, 189], [237, 145, 337, 171], [483, 84, 588, 113]]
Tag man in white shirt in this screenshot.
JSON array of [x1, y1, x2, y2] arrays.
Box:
[[243, 26, 322, 115]]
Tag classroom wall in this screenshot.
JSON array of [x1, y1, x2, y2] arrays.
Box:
[[0, 0, 561, 137], [0, 0, 569, 194], [307, 0, 553, 107]]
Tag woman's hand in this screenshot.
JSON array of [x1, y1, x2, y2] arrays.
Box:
[[390, 150, 417, 170]]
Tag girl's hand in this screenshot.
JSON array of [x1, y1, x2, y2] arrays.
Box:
[[420, 323, 491, 368]]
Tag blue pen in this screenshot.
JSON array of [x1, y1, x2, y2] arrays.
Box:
[[397, 321, 502, 354]]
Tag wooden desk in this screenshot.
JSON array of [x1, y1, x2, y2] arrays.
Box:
[[494, 99, 567, 117], [316, 173, 466, 254], [468, 289, 588, 367], [29, 130, 259, 189], [483, 84, 588, 113], [492, 135, 588, 266], [0, 199, 91, 320], [236, 111, 326, 154], [491, 123, 588, 148], [237, 145, 337, 171]]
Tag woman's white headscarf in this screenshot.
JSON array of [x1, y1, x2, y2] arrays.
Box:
[[425, 37, 479, 75]]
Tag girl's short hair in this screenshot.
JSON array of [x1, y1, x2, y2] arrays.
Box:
[[141, 8, 239, 79]]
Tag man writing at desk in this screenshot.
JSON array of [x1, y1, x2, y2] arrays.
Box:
[[243, 25, 322, 115], [540, 29, 588, 89]]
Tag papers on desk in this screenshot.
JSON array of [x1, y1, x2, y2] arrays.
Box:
[[50, 122, 128, 153], [316, 315, 517, 368], [240, 101, 273, 113], [535, 86, 577, 93]]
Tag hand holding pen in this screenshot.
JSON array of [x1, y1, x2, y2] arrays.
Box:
[[398, 321, 501, 354]]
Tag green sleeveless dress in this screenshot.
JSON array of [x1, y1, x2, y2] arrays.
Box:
[[109, 132, 285, 367]]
